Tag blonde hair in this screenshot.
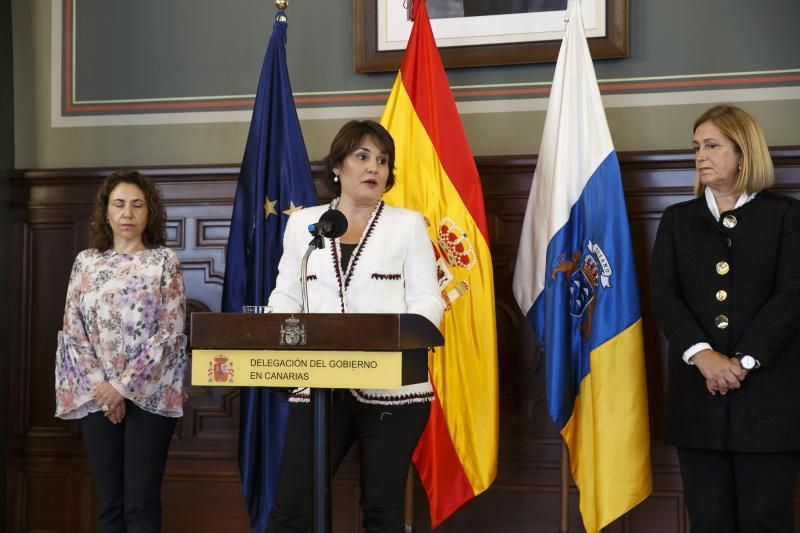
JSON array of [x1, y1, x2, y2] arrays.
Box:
[[692, 105, 774, 196]]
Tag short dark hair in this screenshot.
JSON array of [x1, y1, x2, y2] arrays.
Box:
[[323, 120, 396, 196], [90, 170, 167, 252]]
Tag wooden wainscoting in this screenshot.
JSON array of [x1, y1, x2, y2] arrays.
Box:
[[6, 149, 800, 533]]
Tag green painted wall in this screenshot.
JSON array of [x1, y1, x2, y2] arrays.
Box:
[[11, 0, 800, 169]]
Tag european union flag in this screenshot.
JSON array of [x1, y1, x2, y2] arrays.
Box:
[[221, 11, 318, 532]]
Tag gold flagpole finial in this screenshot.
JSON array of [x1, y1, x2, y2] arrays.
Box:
[[275, 0, 288, 22]]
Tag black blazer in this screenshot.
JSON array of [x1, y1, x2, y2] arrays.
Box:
[[651, 191, 800, 451]]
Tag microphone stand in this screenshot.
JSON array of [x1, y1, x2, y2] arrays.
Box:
[[300, 234, 324, 313], [300, 232, 332, 533]]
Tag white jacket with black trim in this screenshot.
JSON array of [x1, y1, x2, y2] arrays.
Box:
[[268, 200, 445, 404]]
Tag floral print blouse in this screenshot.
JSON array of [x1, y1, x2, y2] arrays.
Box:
[[55, 247, 187, 419]]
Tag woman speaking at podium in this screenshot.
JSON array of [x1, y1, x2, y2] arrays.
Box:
[[55, 171, 187, 532], [267, 120, 445, 532]]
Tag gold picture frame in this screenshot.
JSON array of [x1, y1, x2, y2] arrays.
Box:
[[354, 0, 628, 73]]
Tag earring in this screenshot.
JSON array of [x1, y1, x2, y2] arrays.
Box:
[[333, 174, 339, 183]]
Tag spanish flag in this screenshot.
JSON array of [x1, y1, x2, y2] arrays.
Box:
[[379, 0, 498, 527]]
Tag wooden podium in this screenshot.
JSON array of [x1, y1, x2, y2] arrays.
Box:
[[190, 312, 444, 533]]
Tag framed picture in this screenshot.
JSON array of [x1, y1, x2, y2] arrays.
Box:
[[354, 0, 628, 72]]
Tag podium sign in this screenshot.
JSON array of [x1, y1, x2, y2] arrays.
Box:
[[190, 312, 443, 389], [192, 349, 403, 388]]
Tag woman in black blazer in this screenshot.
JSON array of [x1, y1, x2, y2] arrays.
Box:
[[652, 104, 800, 532]]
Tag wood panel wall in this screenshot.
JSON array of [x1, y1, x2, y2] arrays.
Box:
[[6, 149, 800, 533]]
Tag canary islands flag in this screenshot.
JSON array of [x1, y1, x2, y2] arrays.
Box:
[[380, 0, 498, 527], [512, 1, 652, 531]]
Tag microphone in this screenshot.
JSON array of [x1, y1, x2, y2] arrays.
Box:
[[308, 209, 348, 239], [301, 210, 347, 309]]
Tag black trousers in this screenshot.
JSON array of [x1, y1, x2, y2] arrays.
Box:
[[79, 401, 177, 533], [677, 447, 800, 533], [267, 390, 431, 533]]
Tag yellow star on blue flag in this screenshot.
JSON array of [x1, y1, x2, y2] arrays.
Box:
[[264, 196, 278, 218], [282, 201, 303, 216]]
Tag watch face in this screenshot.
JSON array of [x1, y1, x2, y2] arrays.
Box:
[[740, 355, 757, 370]]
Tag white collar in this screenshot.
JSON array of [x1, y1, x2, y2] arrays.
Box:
[[704, 187, 756, 221]]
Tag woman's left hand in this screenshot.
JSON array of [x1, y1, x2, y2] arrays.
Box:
[[94, 382, 125, 414], [692, 349, 746, 395], [105, 401, 126, 424]]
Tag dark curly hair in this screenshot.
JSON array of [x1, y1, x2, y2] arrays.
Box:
[[323, 120, 396, 196], [90, 170, 167, 252]]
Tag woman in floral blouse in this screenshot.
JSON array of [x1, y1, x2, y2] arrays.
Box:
[[55, 170, 186, 533]]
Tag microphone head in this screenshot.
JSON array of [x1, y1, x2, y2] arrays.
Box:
[[319, 209, 348, 238]]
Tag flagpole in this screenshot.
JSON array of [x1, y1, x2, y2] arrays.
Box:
[[259, 4, 335, 530], [404, 469, 414, 532], [559, 441, 571, 533], [558, 9, 575, 532]]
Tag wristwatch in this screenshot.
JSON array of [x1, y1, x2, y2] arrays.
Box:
[[735, 352, 760, 370]]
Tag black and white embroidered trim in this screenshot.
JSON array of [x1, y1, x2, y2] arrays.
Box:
[[350, 388, 434, 405], [328, 199, 385, 313], [371, 273, 401, 280], [329, 241, 346, 313], [289, 387, 311, 403], [291, 387, 434, 406], [343, 201, 383, 292]]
